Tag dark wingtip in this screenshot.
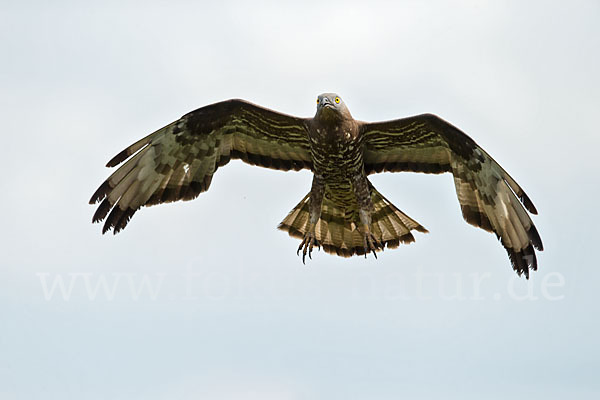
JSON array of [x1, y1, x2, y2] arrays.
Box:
[[102, 206, 124, 234], [92, 198, 112, 223], [506, 244, 537, 279], [106, 149, 130, 168], [528, 224, 544, 251], [89, 181, 111, 204], [113, 208, 136, 234], [520, 192, 538, 215], [101, 222, 111, 235]]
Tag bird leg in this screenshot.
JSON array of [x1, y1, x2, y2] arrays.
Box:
[[353, 175, 383, 259], [359, 217, 383, 259], [297, 174, 325, 264]]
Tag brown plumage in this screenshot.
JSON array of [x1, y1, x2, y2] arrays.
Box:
[[90, 93, 543, 278]]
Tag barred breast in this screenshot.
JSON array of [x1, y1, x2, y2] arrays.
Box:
[[308, 124, 365, 210]]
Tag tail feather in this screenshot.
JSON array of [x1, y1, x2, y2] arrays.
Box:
[[278, 185, 427, 257]]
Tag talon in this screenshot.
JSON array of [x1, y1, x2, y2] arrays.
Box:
[[298, 231, 319, 264], [362, 230, 381, 259]]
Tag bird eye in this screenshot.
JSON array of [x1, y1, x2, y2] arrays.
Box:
[[335, 97, 340, 104], [316, 98, 320, 104]]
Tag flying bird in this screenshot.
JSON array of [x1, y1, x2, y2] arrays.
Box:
[[90, 93, 543, 278]]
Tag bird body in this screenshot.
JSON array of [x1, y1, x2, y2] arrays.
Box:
[[90, 93, 543, 278], [308, 96, 364, 209]]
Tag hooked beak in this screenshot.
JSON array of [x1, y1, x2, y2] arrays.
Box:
[[320, 98, 334, 109]]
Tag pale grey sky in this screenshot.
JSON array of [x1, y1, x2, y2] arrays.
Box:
[[1, 1, 599, 399]]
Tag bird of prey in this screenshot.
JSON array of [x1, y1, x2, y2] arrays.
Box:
[[90, 93, 543, 278]]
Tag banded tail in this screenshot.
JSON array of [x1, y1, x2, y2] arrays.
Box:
[[278, 183, 428, 257]]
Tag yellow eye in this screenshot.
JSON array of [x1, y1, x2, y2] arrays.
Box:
[[335, 97, 340, 104], [316, 98, 320, 104]]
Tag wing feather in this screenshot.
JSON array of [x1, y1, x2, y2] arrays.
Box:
[[91, 99, 312, 233], [361, 113, 542, 277]]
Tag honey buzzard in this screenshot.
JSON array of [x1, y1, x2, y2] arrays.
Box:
[[90, 94, 543, 278]]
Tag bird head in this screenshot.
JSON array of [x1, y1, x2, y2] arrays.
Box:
[[315, 93, 352, 123]]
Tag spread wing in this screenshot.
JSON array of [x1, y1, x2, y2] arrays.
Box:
[[361, 113, 543, 278], [90, 99, 312, 234]]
